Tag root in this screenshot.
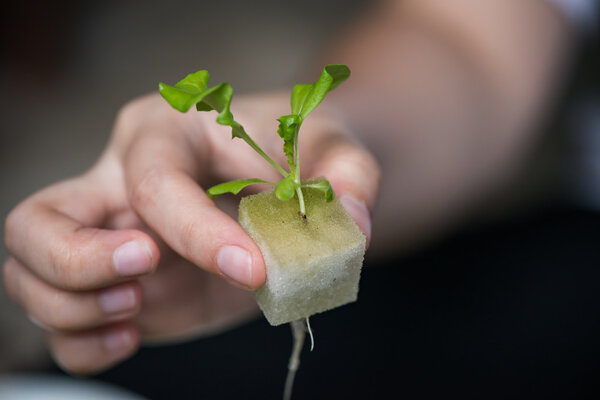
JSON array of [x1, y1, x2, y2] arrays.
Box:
[[283, 318, 315, 400], [306, 316, 314, 351]]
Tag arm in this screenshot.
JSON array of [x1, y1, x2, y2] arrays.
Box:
[[322, 0, 575, 254]]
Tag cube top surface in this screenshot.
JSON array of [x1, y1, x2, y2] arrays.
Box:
[[238, 186, 364, 270]]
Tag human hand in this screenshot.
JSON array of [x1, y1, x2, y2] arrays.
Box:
[[2, 92, 379, 374]]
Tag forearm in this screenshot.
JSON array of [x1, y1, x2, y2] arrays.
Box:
[[324, 0, 575, 255]]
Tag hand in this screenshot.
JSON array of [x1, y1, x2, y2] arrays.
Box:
[[2, 92, 379, 374]]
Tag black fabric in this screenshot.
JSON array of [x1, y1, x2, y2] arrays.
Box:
[[50, 205, 600, 399]]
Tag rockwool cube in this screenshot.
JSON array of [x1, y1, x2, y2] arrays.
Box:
[[238, 187, 366, 326]]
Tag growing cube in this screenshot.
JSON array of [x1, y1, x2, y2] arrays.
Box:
[[238, 187, 366, 326]]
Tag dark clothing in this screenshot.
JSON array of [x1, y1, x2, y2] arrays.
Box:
[[78, 205, 600, 399]]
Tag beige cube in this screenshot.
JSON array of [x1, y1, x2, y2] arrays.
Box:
[[238, 186, 366, 326]]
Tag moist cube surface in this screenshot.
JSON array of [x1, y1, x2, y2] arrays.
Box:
[[239, 186, 366, 326]]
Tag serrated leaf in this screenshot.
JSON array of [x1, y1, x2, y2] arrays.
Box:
[[277, 114, 300, 173], [160, 70, 288, 177], [159, 71, 243, 138], [302, 179, 335, 202], [276, 114, 299, 141], [207, 179, 274, 198], [275, 176, 296, 202]]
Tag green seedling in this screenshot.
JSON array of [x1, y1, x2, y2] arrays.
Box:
[[158, 64, 349, 217], [159, 65, 353, 400]]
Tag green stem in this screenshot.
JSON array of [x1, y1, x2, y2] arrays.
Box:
[[293, 124, 301, 183], [233, 126, 289, 178], [292, 124, 306, 216], [295, 185, 306, 217]]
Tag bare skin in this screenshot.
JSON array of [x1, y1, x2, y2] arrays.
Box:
[[3, 92, 378, 374], [2, 0, 572, 375]]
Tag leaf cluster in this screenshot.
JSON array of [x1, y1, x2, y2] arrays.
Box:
[[158, 65, 350, 216]]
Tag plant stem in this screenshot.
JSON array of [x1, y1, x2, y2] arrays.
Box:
[[295, 186, 306, 217], [292, 124, 306, 216], [233, 126, 289, 177]]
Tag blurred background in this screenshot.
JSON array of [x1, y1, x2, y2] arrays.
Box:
[[1, 1, 599, 399], [0, 0, 363, 375]]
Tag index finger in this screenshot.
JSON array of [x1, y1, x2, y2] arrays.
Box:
[[122, 119, 266, 290], [4, 179, 160, 291]]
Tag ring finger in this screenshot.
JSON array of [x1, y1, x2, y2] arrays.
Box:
[[47, 322, 140, 375], [2, 258, 142, 332]]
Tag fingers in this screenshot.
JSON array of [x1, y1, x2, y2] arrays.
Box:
[[123, 131, 266, 290], [3, 258, 141, 332], [4, 187, 159, 291], [47, 322, 140, 375], [3, 257, 141, 374], [309, 134, 381, 246]]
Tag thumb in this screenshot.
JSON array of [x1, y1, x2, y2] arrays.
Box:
[[309, 140, 380, 247]]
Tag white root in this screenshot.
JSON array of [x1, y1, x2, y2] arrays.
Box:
[[306, 316, 314, 351], [283, 318, 315, 400]]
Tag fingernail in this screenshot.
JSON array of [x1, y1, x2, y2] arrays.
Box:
[[217, 246, 253, 288], [98, 286, 136, 314], [113, 241, 152, 276], [340, 195, 372, 244], [103, 329, 133, 353]]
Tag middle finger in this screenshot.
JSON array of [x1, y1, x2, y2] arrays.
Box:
[[3, 258, 142, 332]]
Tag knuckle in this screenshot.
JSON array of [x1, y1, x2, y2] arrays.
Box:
[[110, 95, 158, 153], [46, 237, 88, 291], [114, 97, 153, 135], [45, 292, 78, 331], [129, 165, 165, 213], [179, 219, 202, 262]]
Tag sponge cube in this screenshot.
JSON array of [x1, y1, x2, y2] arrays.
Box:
[[238, 186, 366, 326]]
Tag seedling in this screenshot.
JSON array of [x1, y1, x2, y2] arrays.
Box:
[[159, 65, 361, 400], [158, 64, 349, 217]]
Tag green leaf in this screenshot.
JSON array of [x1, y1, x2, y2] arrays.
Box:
[[158, 70, 210, 112], [302, 179, 335, 202], [159, 73, 243, 138], [207, 179, 274, 198], [277, 114, 300, 172], [276, 114, 299, 141], [293, 64, 350, 121], [275, 176, 296, 202], [196, 83, 243, 134], [160, 70, 289, 177], [290, 84, 313, 116]]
